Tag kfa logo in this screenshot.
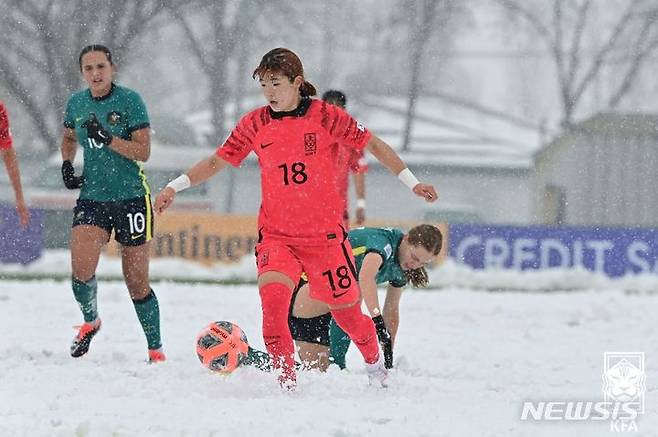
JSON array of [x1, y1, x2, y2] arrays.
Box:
[[304, 133, 317, 156], [603, 352, 645, 432]]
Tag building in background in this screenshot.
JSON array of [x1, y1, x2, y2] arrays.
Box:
[[534, 113, 658, 227]]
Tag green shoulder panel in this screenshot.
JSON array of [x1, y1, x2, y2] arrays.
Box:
[[348, 227, 407, 287]]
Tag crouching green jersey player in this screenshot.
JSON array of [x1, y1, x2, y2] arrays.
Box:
[[244, 224, 443, 372], [60, 44, 164, 363]]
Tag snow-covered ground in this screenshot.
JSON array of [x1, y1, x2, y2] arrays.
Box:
[[1, 276, 658, 435]]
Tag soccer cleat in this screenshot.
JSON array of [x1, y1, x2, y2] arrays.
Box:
[[366, 353, 389, 388], [148, 348, 166, 363], [70, 318, 101, 358]]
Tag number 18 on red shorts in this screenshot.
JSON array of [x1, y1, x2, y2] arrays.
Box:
[[256, 237, 360, 305]]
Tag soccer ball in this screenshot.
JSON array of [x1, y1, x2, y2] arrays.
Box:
[[196, 321, 249, 373]]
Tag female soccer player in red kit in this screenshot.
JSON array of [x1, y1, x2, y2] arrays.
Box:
[[0, 101, 30, 227], [155, 48, 437, 388]]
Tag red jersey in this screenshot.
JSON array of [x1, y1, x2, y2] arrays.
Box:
[[0, 102, 13, 150], [335, 145, 368, 215], [216, 99, 372, 244]]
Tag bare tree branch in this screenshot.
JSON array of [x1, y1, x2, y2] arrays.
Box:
[[565, 0, 591, 93], [608, 13, 658, 107], [492, 0, 553, 42], [166, 6, 213, 74], [497, 0, 653, 128], [0, 36, 49, 70], [570, 0, 640, 105]]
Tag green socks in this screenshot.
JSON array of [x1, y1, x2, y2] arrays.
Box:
[[132, 290, 162, 350], [243, 346, 273, 371], [72, 276, 98, 323], [73, 279, 162, 351], [328, 318, 352, 369]]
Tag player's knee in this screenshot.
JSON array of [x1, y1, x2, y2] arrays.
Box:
[[126, 282, 150, 300], [72, 268, 95, 283]]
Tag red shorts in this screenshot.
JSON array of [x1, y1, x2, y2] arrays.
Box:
[[255, 235, 360, 305]]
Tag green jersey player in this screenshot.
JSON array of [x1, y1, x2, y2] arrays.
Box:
[[60, 44, 164, 362]]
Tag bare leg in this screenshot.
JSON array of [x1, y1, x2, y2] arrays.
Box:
[[291, 283, 331, 370], [121, 242, 151, 300], [70, 225, 109, 282]]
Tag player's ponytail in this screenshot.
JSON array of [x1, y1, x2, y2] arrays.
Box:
[[300, 81, 317, 98], [405, 267, 429, 288]]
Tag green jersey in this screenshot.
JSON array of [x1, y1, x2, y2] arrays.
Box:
[[348, 227, 407, 288], [64, 83, 151, 202]]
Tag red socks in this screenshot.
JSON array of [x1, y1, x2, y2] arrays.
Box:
[[259, 282, 296, 384], [331, 304, 380, 364]]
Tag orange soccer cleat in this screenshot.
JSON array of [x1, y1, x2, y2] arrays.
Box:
[[70, 318, 102, 358], [148, 348, 166, 363]]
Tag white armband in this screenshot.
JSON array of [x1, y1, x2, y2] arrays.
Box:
[[356, 198, 366, 209], [166, 174, 191, 193], [397, 168, 420, 190]]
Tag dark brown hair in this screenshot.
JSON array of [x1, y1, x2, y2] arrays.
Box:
[[404, 224, 443, 288], [79, 44, 113, 71], [252, 48, 317, 97]]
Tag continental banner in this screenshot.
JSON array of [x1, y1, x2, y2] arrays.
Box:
[[105, 212, 448, 266], [105, 213, 258, 265]]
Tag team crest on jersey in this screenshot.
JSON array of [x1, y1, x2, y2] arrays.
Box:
[[304, 133, 317, 156], [107, 111, 122, 125]]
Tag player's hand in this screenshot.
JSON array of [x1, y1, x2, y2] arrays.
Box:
[[82, 113, 113, 145], [373, 315, 393, 369], [16, 199, 30, 227], [61, 160, 84, 189], [154, 187, 176, 215], [413, 183, 437, 202], [355, 207, 366, 225]]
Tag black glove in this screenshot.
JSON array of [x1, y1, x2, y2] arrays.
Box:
[[82, 113, 113, 145], [61, 160, 84, 189], [373, 315, 393, 369]]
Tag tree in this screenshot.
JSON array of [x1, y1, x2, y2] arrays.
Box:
[[494, 0, 658, 129], [380, 0, 465, 152], [0, 0, 179, 151]]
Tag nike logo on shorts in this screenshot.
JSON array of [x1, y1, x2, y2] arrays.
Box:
[[131, 234, 143, 240], [332, 290, 349, 299], [260, 142, 273, 149]]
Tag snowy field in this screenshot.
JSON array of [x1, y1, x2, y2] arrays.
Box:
[[2, 275, 658, 436]]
